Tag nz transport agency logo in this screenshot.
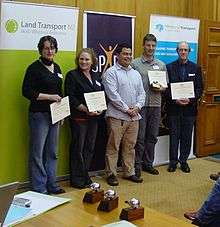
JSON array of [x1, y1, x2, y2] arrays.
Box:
[[155, 24, 164, 32], [5, 19, 19, 33]]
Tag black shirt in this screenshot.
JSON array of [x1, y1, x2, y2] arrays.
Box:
[[64, 68, 103, 119], [22, 60, 62, 112]]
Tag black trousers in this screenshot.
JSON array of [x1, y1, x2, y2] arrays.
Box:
[[168, 114, 196, 166], [69, 119, 98, 187]]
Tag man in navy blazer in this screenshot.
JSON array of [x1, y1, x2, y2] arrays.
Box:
[[166, 41, 203, 173]]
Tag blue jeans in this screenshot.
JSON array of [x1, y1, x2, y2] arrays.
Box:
[[28, 112, 60, 193], [195, 178, 220, 226]]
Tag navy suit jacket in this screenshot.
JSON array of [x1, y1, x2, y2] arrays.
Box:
[[166, 60, 203, 116]]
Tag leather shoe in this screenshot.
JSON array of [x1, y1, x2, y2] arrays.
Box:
[[135, 168, 141, 178], [180, 163, 190, 173], [123, 175, 143, 183], [142, 166, 159, 175], [107, 174, 119, 186], [184, 211, 198, 221], [49, 188, 66, 194], [167, 165, 177, 172], [210, 172, 220, 181]]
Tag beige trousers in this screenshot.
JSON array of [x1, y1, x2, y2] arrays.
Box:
[[105, 117, 139, 177]]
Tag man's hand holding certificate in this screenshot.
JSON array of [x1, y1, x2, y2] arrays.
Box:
[[148, 71, 168, 90], [170, 81, 195, 101]]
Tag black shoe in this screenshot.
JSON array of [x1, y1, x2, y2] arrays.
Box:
[[135, 168, 141, 178], [210, 173, 220, 181], [86, 178, 93, 186], [167, 165, 177, 172], [123, 175, 143, 183], [70, 183, 87, 189], [142, 166, 159, 175], [180, 163, 190, 173], [49, 188, 66, 194], [106, 174, 119, 186]]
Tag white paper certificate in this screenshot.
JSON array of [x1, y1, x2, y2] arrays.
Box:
[[84, 91, 107, 112], [171, 81, 195, 100], [50, 96, 70, 124], [148, 71, 168, 88]]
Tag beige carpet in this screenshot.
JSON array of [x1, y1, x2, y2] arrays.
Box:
[[82, 158, 220, 221]]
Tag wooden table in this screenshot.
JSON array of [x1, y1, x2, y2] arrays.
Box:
[[17, 189, 194, 227]]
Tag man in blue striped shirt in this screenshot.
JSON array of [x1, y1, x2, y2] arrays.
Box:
[[102, 43, 145, 186]]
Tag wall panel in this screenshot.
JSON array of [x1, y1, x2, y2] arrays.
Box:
[[187, 0, 218, 21]]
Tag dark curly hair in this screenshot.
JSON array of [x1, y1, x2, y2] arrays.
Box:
[[37, 35, 58, 54]]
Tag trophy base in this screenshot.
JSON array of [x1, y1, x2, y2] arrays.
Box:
[[83, 190, 104, 204], [120, 207, 144, 221], [97, 196, 119, 212]]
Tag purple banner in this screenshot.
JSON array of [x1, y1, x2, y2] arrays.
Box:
[[84, 12, 133, 171], [86, 13, 133, 73]]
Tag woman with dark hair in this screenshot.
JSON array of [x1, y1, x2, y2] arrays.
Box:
[[22, 35, 65, 194], [65, 48, 103, 188]]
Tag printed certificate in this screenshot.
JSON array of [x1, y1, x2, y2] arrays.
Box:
[[171, 81, 195, 100], [50, 96, 70, 124], [84, 91, 107, 112], [148, 71, 168, 88]]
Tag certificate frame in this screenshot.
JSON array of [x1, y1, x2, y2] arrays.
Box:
[[148, 70, 168, 88], [84, 91, 107, 112], [170, 81, 195, 100], [50, 96, 70, 124]]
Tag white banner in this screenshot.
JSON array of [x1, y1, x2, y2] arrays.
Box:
[[150, 14, 200, 64], [0, 1, 79, 51]]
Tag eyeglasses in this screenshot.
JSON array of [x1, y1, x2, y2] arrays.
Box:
[[178, 48, 189, 52], [43, 46, 56, 52]]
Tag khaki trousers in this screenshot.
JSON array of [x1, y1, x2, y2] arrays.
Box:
[[105, 117, 139, 177]]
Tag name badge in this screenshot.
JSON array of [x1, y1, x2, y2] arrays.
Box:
[[57, 73, 63, 78], [188, 73, 195, 77], [95, 80, 101, 86], [153, 65, 159, 70]]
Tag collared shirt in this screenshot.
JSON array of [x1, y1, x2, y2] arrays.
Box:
[[102, 62, 145, 121], [131, 55, 167, 107]]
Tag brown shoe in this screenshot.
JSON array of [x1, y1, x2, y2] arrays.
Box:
[[184, 211, 198, 221], [123, 175, 143, 183], [107, 174, 119, 186], [210, 173, 220, 181]]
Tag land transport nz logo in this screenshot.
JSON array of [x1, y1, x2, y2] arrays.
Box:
[[5, 19, 18, 33]]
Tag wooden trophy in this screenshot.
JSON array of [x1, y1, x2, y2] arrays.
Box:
[[97, 189, 118, 212], [120, 198, 144, 221], [83, 182, 104, 204]]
